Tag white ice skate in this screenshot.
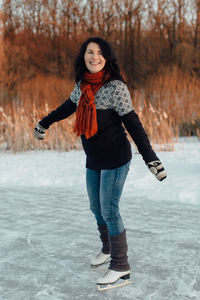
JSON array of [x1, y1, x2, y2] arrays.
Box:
[[90, 251, 111, 267], [97, 269, 132, 291]]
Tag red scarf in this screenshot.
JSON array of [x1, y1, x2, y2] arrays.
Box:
[[74, 69, 110, 139]]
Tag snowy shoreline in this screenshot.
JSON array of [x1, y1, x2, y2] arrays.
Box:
[[0, 137, 199, 205]]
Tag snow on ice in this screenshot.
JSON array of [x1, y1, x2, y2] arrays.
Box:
[[0, 137, 200, 299]]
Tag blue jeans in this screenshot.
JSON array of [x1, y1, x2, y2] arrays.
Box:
[[86, 161, 131, 236]]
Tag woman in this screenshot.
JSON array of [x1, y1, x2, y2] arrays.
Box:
[[34, 37, 166, 286]]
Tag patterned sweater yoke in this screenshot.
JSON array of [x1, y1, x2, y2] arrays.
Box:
[[69, 80, 133, 116]]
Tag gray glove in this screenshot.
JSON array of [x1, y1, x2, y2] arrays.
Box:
[[34, 123, 46, 140], [147, 160, 167, 181]]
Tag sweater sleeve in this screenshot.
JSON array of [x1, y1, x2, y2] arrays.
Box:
[[111, 81, 158, 163], [121, 110, 158, 163], [39, 98, 76, 129]]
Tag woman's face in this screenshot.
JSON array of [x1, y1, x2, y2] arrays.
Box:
[[84, 42, 106, 73]]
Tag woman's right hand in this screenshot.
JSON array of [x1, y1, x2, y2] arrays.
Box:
[[34, 123, 46, 140]]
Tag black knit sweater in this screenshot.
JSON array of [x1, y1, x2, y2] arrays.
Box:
[[39, 80, 158, 170]]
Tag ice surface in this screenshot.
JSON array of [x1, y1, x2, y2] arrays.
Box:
[[0, 137, 200, 299]]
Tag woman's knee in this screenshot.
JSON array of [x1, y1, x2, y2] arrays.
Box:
[[90, 202, 101, 216], [90, 203, 106, 225], [101, 207, 120, 223]]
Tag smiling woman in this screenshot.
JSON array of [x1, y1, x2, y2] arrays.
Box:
[[34, 36, 166, 290]]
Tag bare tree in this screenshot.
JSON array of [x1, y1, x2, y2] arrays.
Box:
[[194, 0, 200, 48]]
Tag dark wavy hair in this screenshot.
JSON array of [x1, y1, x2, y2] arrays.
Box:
[[74, 37, 125, 83]]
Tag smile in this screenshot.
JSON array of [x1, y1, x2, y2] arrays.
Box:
[[89, 62, 100, 65]]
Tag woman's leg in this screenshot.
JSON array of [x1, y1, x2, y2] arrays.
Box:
[[99, 161, 131, 275], [86, 168, 110, 257], [99, 161, 130, 236], [86, 168, 105, 226]]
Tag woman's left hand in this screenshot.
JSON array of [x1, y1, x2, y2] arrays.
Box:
[[147, 160, 167, 181]]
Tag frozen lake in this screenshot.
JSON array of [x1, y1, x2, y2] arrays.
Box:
[[0, 138, 200, 299]]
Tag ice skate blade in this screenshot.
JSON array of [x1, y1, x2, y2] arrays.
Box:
[[90, 258, 110, 269], [91, 262, 109, 269], [97, 280, 133, 291], [91, 265, 108, 272]]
